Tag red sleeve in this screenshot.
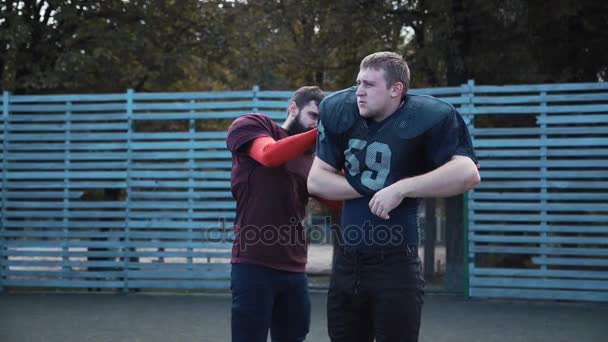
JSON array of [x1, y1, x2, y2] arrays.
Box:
[[247, 128, 318, 167]]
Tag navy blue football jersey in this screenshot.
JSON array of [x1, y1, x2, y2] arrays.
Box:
[[316, 87, 477, 248]]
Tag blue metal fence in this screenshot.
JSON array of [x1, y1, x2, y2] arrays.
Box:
[[464, 81, 608, 301], [1, 82, 607, 301]]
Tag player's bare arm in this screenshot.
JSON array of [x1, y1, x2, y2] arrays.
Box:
[[308, 157, 363, 201], [369, 155, 480, 219]]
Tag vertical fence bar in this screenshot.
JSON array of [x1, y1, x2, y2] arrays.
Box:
[[464, 80, 475, 298], [188, 100, 195, 269], [252, 85, 260, 112], [423, 198, 436, 281], [463, 191, 470, 298], [445, 81, 475, 293], [0, 91, 9, 291], [124, 89, 134, 292], [62, 101, 72, 279], [539, 91, 548, 273]]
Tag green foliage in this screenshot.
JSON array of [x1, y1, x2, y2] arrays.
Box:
[[407, 0, 608, 85], [0, 0, 226, 93], [1, 0, 606, 93]]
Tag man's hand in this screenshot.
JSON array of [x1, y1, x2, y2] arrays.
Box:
[[368, 155, 481, 220], [369, 184, 404, 220]]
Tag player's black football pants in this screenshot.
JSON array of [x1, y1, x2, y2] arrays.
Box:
[[327, 246, 425, 342]]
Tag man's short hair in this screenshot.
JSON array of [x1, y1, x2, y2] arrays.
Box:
[[289, 86, 325, 111], [360, 51, 410, 93]]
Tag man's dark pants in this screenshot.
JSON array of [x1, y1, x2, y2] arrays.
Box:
[[231, 263, 310, 342], [327, 246, 425, 342]]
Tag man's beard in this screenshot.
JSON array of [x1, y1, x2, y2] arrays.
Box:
[[287, 112, 316, 154], [287, 112, 311, 135]]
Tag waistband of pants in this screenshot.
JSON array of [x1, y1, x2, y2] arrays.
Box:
[[337, 244, 419, 258]]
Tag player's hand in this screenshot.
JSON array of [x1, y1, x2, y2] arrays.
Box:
[[369, 185, 404, 220]]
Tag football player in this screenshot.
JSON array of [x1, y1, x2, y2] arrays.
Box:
[[308, 51, 480, 342]]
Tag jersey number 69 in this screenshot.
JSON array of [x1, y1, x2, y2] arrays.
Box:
[[344, 139, 392, 191]]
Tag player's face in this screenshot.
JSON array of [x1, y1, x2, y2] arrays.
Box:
[[356, 68, 394, 120], [290, 100, 319, 134]]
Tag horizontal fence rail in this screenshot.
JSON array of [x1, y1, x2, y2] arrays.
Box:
[[2, 82, 608, 301]]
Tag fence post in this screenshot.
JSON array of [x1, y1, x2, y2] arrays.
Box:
[[123, 88, 134, 292], [446, 80, 475, 294], [464, 79, 475, 298], [188, 100, 195, 269], [423, 198, 436, 281], [252, 85, 260, 112], [0, 91, 9, 292], [62, 101, 72, 279], [539, 91, 548, 274]]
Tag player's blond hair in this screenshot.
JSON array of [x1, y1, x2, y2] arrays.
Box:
[[360, 52, 410, 93]]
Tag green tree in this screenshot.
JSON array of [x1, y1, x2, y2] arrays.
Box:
[[2, 0, 606, 93], [217, 0, 416, 90], [0, 0, 227, 93], [407, 0, 608, 85]]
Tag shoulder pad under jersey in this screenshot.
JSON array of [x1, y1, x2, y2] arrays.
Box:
[[319, 87, 359, 135], [395, 95, 456, 139]]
